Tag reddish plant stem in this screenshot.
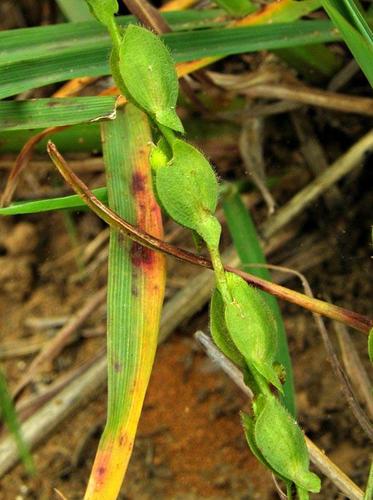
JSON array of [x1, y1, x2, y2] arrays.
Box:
[[47, 141, 373, 334]]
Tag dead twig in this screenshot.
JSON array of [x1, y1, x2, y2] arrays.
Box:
[[12, 287, 107, 399], [0, 126, 68, 207], [262, 129, 373, 239], [334, 322, 373, 419], [194, 331, 364, 500], [0, 355, 107, 477], [243, 84, 373, 116], [291, 110, 342, 208], [239, 115, 276, 215]]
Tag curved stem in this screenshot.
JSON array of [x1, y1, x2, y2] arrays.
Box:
[[46, 141, 373, 334]]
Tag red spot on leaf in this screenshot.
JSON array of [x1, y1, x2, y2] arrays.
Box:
[[131, 242, 154, 270], [132, 172, 146, 194], [119, 434, 127, 447], [114, 361, 122, 372], [97, 466, 106, 478]]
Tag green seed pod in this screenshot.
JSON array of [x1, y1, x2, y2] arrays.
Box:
[[254, 394, 321, 494], [119, 25, 184, 133], [224, 272, 282, 391], [155, 139, 221, 247], [241, 411, 290, 486], [210, 288, 246, 369], [85, 0, 118, 26], [369, 328, 373, 365]]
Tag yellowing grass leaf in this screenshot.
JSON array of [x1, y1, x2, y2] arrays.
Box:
[[84, 104, 165, 499]]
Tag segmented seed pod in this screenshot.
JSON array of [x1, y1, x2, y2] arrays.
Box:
[[253, 394, 321, 495], [210, 287, 246, 369], [223, 272, 283, 391]]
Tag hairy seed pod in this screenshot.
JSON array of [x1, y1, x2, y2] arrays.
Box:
[[119, 25, 184, 133], [252, 394, 321, 494], [224, 272, 282, 391], [155, 138, 221, 247], [210, 288, 246, 369]]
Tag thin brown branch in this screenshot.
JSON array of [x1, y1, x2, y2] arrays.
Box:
[[121, 0, 171, 33], [247, 263, 373, 442], [262, 129, 373, 239], [12, 287, 107, 400], [0, 126, 68, 207], [47, 141, 373, 334], [243, 84, 373, 116], [334, 322, 373, 419]]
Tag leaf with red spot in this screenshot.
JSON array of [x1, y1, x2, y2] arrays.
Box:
[[84, 103, 165, 499]]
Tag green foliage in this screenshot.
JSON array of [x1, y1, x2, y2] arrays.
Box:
[[0, 97, 117, 131], [0, 367, 34, 474], [0, 188, 107, 216], [363, 461, 373, 500], [86, 0, 118, 26], [0, 19, 342, 100], [119, 25, 183, 132], [322, 0, 373, 85], [57, 0, 93, 22], [369, 328, 373, 365], [214, 0, 255, 17]]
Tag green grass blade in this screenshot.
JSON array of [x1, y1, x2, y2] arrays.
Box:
[[0, 124, 101, 154], [0, 367, 35, 474], [322, 0, 373, 86], [0, 20, 340, 99], [242, 0, 340, 81], [364, 460, 373, 500], [222, 188, 296, 416], [276, 43, 342, 80], [340, 0, 373, 45], [0, 187, 107, 215], [0, 97, 116, 131], [214, 0, 256, 17], [84, 104, 165, 499], [56, 0, 93, 21], [0, 11, 224, 66]]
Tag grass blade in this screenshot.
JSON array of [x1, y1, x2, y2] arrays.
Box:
[[222, 189, 295, 416], [0, 11, 224, 66], [0, 20, 340, 99], [56, 0, 93, 21], [0, 367, 34, 474], [364, 461, 373, 500], [0, 97, 117, 131], [0, 187, 107, 216], [0, 124, 101, 154], [322, 0, 373, 85], [214, 0, 255, 17], [84, 104, 165, 498]]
